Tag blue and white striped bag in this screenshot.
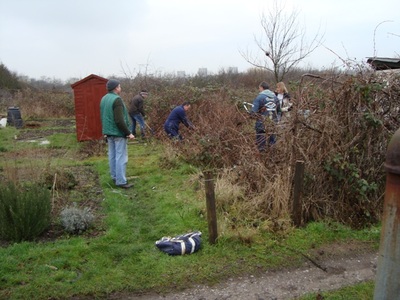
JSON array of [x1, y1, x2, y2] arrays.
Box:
[[155, 231, 202, 255]]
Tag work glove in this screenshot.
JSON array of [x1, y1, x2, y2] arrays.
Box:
[[282, 103, 293, 112]]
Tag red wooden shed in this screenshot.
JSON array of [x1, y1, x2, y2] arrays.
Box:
[[71, 74, 108, 141]]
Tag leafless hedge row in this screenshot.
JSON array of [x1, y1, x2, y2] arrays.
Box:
[[1, 89, 74, 119], [152, 70, 400, 229]]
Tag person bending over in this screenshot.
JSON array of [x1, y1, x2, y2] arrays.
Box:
[[164, 101, 194, 140]]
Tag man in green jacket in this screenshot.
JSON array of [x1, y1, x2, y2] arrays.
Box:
[[100, 79, 135, 189]]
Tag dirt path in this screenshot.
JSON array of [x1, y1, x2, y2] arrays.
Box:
[[112, 246, 378, 300]]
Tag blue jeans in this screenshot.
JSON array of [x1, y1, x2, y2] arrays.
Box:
[[107, 136, 128, 186], [130, 114, 145, 137]]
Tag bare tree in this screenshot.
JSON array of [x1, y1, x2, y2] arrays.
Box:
[[241, 1, 323, 83]]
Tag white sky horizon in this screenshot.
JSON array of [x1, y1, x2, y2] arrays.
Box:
[[1, 0, 399, 82]]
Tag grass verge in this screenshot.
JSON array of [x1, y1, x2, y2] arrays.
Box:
[[299, 281, 374, 299]]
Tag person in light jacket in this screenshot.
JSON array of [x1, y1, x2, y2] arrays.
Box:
[[275, 82, 292, 121]]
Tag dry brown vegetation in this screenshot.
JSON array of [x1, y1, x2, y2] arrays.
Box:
[[147, 69, 400, 230], [5, 67, 400, 233]]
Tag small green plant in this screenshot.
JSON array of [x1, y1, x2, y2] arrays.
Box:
[[363, 112, 383, 128], [324, 153, 378, 202], [354, 81, 383, 104], [0, 181, 51, 242], [60, 203, 94, 234]]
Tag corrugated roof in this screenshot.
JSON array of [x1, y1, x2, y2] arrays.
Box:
[[366, 57, 400, 70]]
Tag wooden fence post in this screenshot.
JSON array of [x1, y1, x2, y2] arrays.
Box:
[[291, 160, 304, 227], [204, 170, 218, 244]]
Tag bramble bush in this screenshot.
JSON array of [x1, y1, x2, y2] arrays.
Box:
[[152, 67, 400, 230]]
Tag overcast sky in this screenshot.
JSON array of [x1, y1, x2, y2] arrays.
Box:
[[0, 0, 399, 81]]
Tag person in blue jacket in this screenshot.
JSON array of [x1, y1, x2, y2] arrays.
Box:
[[164, 101, 194, 140], [251, 82, 281, 152]]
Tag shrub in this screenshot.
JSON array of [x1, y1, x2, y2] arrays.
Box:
[[60, 204, 94, 234], [0, 181, 51, 242], [41, 168, 78, 190]]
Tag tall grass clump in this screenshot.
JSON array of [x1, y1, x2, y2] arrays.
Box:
[[0, 181, 51, 242]]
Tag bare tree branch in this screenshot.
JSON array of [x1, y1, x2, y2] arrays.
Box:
[[388, 32, 400, 38], [240, 0, 324, 83], [373, 20, 394, 57]]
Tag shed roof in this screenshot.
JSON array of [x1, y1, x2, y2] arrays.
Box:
[[366, 57, 400, 70], [71, 74, 107, 89]]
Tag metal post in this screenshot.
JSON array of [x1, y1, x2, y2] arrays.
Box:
[[204, 171, 218, 244], [374, 128, 400, 299]]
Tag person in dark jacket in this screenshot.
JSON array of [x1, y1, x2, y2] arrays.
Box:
[[128, 89, 148, 138], [100, 79, 135, 189], [164, 101, 194, 140], [251, 82, 281, 152]]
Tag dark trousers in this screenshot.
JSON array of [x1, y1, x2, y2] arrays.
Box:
[[164, 123, 182, 140], [255, 120, 266, 152], [255, 120, 276, 152]]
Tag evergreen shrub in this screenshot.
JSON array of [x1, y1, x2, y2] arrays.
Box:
[[0, 181, 51, 242]]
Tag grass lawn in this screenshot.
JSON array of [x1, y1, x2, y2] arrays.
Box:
[[0, 126, 381, 299]]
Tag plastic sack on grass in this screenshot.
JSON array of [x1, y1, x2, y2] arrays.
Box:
[[155, 231, 202, 255], [0, 118, 7, 128]]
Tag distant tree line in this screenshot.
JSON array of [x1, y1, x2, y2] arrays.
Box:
[[0, 63, 75, 93], [0, 63, 23, 90]]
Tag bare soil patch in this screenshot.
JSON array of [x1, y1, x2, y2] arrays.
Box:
[[18, 118, 76, 139], [35, 164, 106, 243], [0, 119, 106, 246]]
